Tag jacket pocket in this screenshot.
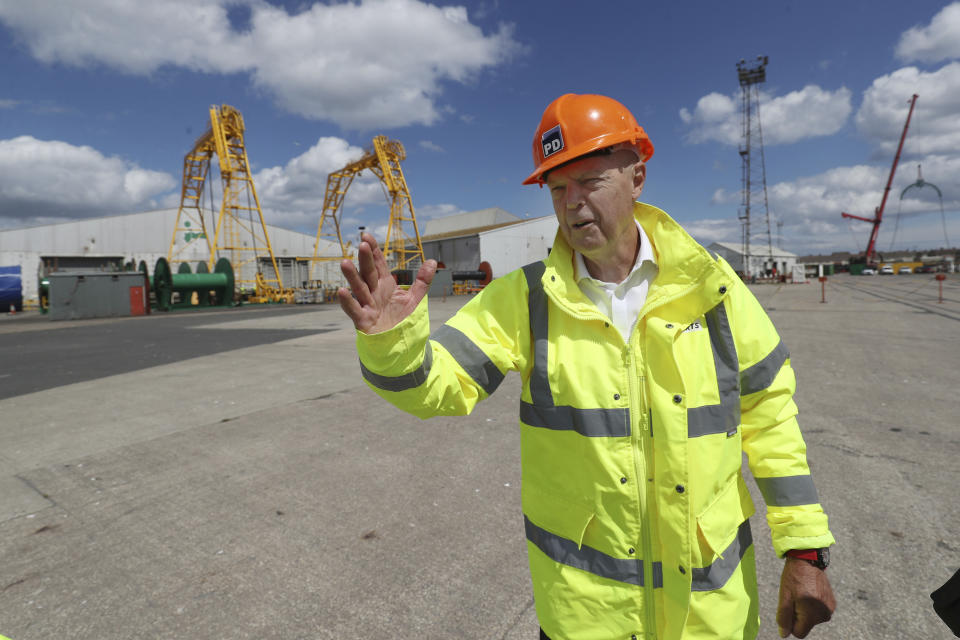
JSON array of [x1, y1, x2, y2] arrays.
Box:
[[522, 486, 596, 550], [695, 475, 754, 562]]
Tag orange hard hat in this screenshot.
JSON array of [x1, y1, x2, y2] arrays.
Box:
[[522, 93, 654, 185]]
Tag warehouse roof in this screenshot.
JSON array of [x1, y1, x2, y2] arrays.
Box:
[[708, 241, 797, 258], [418, 219, 526, 243], [422, 207, 521, 237]]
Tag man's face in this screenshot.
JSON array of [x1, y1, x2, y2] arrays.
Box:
[[545, 149, 645, 267]]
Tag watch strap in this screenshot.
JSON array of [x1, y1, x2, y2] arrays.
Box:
[[786, 548, 828, 569]]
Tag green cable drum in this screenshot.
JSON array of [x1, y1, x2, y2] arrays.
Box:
[[153, 257, 174, 311], [214, 258, 234, 306], [152, 257, 234, 310]]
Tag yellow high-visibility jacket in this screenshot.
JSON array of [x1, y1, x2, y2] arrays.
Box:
[[356, 202, 834, 640]]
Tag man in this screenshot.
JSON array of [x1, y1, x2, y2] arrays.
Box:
[[338, 93, 835, 640]]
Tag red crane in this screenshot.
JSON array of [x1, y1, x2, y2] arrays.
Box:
[[842, 93, 919, 266]]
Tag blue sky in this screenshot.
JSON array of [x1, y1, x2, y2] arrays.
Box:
[[1, 0, 959, 255]]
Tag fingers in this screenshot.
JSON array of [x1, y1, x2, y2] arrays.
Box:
[[792, 606, 813, 639], [357, 240, 379, 294], [777, 588, 795, 638], [340, 258, 373, 308], [363, 232, 391, 282], [792, 597, 833, 639], [407, 259, 437, 303], [336, 287, 365, 329]]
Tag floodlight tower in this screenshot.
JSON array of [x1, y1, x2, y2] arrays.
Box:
[[737, 55, 775, 278]]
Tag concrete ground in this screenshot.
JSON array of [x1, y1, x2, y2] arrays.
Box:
[[0, 273, 958, 640]]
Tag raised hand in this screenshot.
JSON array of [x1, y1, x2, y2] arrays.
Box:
[[338, 232, 437, 334]]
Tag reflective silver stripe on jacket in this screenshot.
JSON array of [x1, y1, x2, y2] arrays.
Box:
[[755, 475, 819, 507], [526, 513, 752, 591], [688, 302, 741, 438], [431, 324, 505, 396], [520, 403, 630, 437], [741, 340, 789, 395], [522, 262, 554, 406], [360, 342, 433, 391], [524, 515, 663, 587], [691, 519, 753, 591]]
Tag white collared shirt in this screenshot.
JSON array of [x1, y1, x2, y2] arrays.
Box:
[[574, 221, 658, 342]]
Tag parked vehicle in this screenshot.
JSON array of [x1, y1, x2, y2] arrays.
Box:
[[862, 267, 877, 275], [880, 265, 895, 275], [898, 267, 912, 274]]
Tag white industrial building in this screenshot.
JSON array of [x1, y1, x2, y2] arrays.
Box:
[[419, 209, 558, 278], [708, 241, 799, 279], [0, 208, 343, 304]]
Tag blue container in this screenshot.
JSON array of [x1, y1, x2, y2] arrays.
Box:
[[0, 266, 22, 312]]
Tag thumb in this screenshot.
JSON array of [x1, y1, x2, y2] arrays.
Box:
[[408, 259, 437, 302]]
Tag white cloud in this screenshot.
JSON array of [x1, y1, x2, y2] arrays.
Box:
[[0, 0, 520, 129], [253, 136, 386, 232], [0, 99, 17, 109], [895, 2, 960, 63], [0, 136, 176, 220], [855, 63, 960, 156], [710, 188, 730, 205], [684, 218, 741, 246], [419, 140, 445, 152], [416, 203, 465, 219], [680, 85, 852, 146]]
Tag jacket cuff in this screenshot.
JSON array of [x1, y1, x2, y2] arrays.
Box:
[[355, 296, 430, 375], [773, 532, 836, 558]]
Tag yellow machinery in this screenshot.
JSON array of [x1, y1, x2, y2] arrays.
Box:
[[169, 104, 290, 302], [311, 135, 425, 278]]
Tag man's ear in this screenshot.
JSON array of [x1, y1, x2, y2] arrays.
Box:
[[632, 162, 646, 200]]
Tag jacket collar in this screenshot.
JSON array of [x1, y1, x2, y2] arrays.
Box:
[[542, 202, 732, 322]]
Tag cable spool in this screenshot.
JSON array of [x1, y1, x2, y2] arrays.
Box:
[[152, 257, 234, 311], [451, 261, 493, 285], [478, 261, 492, 286]]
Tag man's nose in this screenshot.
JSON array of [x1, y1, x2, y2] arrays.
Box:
[[565, 182, 584, 208]]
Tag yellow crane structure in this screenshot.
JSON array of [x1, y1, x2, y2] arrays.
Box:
[[311, 135, 425, 278], [169, 104, 289, 302]]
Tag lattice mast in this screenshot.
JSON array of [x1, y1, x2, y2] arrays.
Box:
[[169, 141, 214, 264], [169, 104, 284, 292], [311, 135, 424, 278], [737, 55, 775, 277]]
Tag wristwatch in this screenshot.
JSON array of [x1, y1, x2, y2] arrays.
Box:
[[785, 547, 830, 570]]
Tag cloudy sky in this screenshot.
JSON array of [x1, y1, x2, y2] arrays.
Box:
[[1, 0, 959, 255]]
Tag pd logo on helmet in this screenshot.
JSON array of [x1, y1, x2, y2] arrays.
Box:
[[541, 125, 564, 158]]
